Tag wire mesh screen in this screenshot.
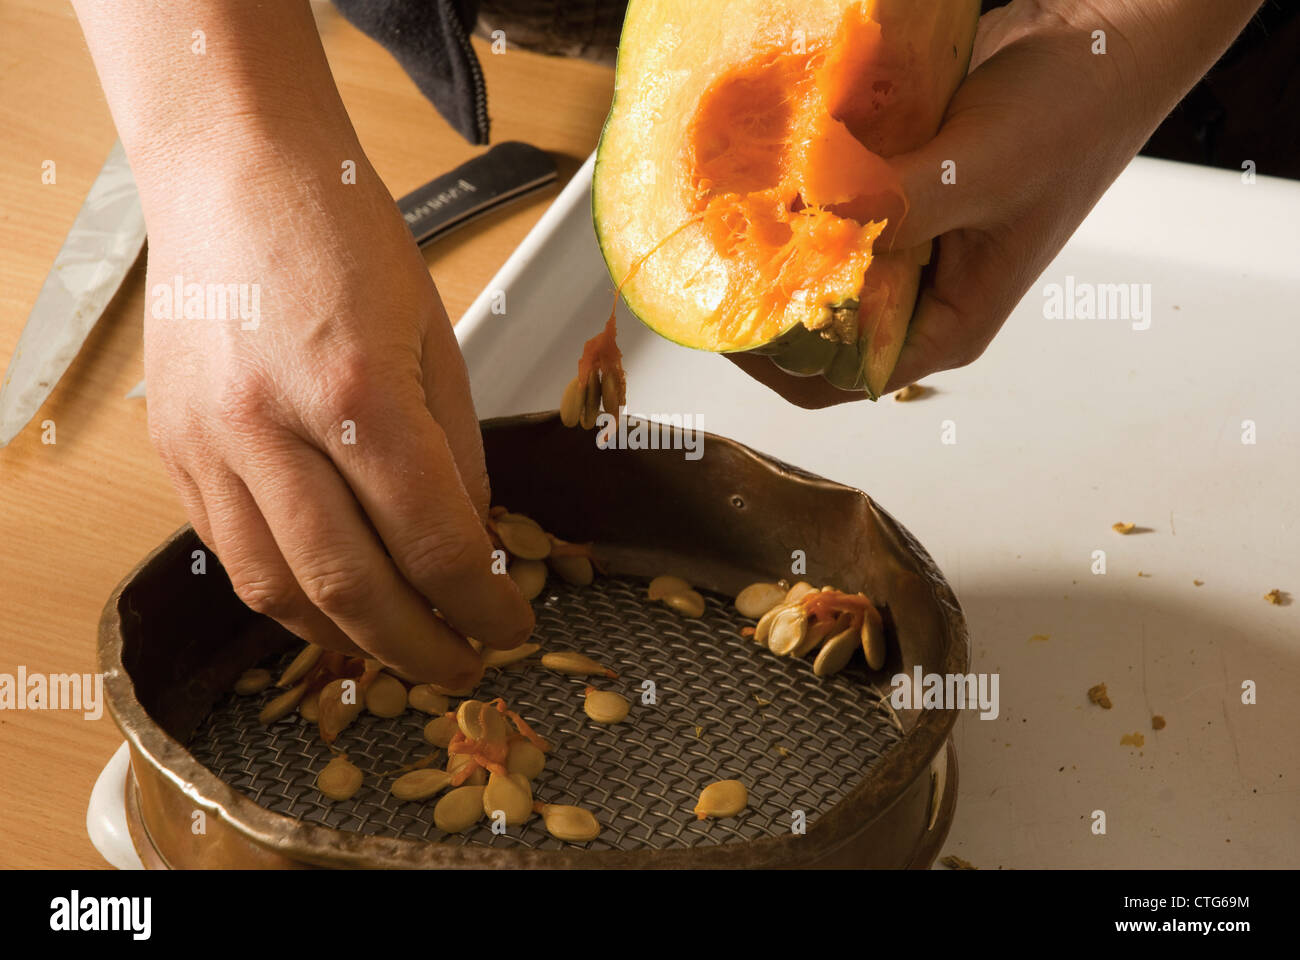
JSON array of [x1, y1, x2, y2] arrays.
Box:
[[187, 575, 904, 851]]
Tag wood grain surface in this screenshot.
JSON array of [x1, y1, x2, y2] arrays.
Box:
[[0, 0, 613, 868]]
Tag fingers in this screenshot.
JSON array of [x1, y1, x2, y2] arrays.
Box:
[[419, 308, 492, 521], [200, 470, 366, 658], [310, 382, 534, 652], [237, 440, 484, 686], [883, 228, 1028, 393]]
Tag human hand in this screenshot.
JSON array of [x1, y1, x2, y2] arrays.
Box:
[[140, 128, 533, 686], [735, 0, 1263, 408]]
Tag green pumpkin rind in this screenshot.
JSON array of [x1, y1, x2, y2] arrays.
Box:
[[592, 0, 980, 396]]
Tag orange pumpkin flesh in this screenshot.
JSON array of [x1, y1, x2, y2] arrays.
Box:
[[593, 0, 980, 396]]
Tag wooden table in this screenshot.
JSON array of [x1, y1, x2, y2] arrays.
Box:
[[0, 0, 614, 868]]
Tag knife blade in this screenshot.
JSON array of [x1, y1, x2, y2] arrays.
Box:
[[122, 140, 558, 399], [0, 140, 145, 446]]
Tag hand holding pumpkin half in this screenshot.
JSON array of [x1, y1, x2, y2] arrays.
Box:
[[594, 0, 1263, 409]]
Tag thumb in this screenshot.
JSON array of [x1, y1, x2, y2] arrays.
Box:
[[882, 122, 987, 252]]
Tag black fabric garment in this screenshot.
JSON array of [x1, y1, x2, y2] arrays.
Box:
[[331, 0, 489, 144]]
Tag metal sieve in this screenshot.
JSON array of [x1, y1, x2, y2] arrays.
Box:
[[99, 413, 967, 868]]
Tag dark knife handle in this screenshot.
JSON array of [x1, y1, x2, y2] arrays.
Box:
[[397, 141, 558, 247]]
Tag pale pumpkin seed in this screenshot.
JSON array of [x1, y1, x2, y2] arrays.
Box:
[[479, 703, 509, 745], [560, 375, 584, 428], [813, 620, 860, 677], [734, 582, 787, 620], [539, 804, 601, 843], [496, 516, 552, 560], [784, 582, 818, 604], [505, 740, 546, 779], [860, 602, 887, 670], [663, 589, 705, 618], [583, 687, 630, 724], [482, 771, 532, 825], [647, 575, 692, 600], [601, 364, 625, 414], [767, 605, 809, 656], [508, 559, 547, 599], [549, 553, 594, 586], [408, 685, 450, 715], [365, 673, 408, 718], [434, 785, 486, 832], [541, 650, 617, 678], [455, 699, 488, 739], [318, 677, 364, 742], [258, 680, 308, 725], [299, 692, 320, 722], [277, 644, 322, 687], [233, 668, 272, 695], [754, 603, 786, 647], [580, 369, 601, 430], [316, 755, 363, 801], [793, 612, 844, 659], [446, 752, 487, 786], [694, 779, 747, 820], [423, 714, 458, 748], [391, 768, 453, 801], [482, 642, 540, 668]]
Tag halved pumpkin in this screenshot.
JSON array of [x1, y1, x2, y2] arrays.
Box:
[[593, 0, 980, 397]]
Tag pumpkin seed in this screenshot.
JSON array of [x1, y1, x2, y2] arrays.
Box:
[[496, 516, 552, 560], [783, 616, 823, 658], [549, 553, 594, 586], [233, 668, 272, 695], [663, 589, 705, 618], [479, 703, 509, 745], [508, 559, 547, 600], [299, 692, 320, 722], [784, 582, 818, 604], [767, 605, 810, 656], [734, 582, 787, 620], [482, 771, 533, 825], [694, 779, 747, 820], [318, 677, 364, 742], [423, 714, 458, 748], [408, 685, 450, 715], [446, 752, 487, 786], [583, 687, 630, 724], [365, 673, 408, 718], [813, 619, 860, 677], [391, 768, 453, 801], [482, 642, 541, 668], [560, 375, 584, 428], [753, 603, 786, 647], [258, 680, 308, 724], [455, 699, 488, 739], [541, 650, 617, 678], [434, 785, 486, 832], [860, 602, 887, 670], [505, 740, 546, 779], [648, 575, 692, 600], [316, 755, 363, 801], [277, 644, 322, 687], [580, 369, 601, 430], [539, 804, 601, 843], [600, 363, 625, 414]]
